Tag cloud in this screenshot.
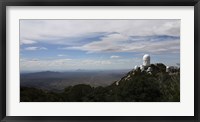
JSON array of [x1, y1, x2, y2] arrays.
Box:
[[81, 60, 112, 65], [20, 20, 180, 71], [64, 33, 180, 54], [40, 47, 48, 50], [57, 54, 66, 57], [65, 33, 128, 53], [110, 55, 120, 59], [24, 46, 47, 51], [20, 58, 135, 71], [20, 58, 72, 67], [20, 40, 37, 45], [20, 20, 180, 46]]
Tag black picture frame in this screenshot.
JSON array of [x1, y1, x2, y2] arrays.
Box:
[[0, 0, 199, 122]]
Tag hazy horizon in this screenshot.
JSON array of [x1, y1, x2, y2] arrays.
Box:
[[20, 68, 132, 73]]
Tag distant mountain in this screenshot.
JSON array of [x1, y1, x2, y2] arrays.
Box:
[[75, 69, 87, 72], [21, 71, 62, 79], [20, 64, 180, 102], [20, 70, 128, 90]]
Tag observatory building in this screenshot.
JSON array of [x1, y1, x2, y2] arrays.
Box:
[[143, 54, 150, 66], [133, 54, 151, 72]]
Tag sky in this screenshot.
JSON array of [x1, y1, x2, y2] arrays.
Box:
[[20, 19, 180, 72]]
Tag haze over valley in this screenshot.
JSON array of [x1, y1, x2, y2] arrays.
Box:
[[21, 69, 129, 91]]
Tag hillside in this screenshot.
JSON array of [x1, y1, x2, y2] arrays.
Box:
[[20, 63, 180, 102]]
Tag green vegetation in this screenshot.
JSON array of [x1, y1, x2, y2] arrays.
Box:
[[20, 64, 180, 102]]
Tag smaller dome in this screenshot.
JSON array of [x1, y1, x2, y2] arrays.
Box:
[[134, 65, 139, 69], [147, 67, 152, 72], [143, 54, 150, 60], [140, 65, 145, 71]]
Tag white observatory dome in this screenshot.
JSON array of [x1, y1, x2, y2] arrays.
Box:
[[143, 54, 150, 60], [143, 54, 150, 66], [134, 65, 139, 71], [166, 66, 170, 72], [140, 65, 145, 71]]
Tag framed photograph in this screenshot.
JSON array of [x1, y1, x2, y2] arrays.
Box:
[[0, 0, 199, 121]]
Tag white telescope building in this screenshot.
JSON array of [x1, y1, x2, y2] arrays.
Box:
[[143, 54, 150, 66]]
